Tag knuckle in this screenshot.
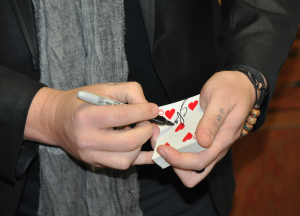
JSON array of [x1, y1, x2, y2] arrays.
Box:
[[123, 136, 138, 151], [130, 81, 142, 91], [118, 158, 131, 170], [219, 149, 228, 159], [128, 82, 145, 99], [216, 91, 228, 100], [168, 157, 180, 167], [78, 152, 92, 164], [72, 108, 87, 124], [206, 116, 220, 132], [141, 121, 152, 132], [182, 179, 196, 188], [76, 133, 92, 151]]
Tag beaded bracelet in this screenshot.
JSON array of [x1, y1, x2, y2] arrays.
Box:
[[241, 103, 261, 138], [228, 67, 266, 139]]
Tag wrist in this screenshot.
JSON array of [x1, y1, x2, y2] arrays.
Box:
[[237, 71, 260, 106], [224, 66, 268, 138], [227, 67, 267, 107], [24, 87, 63, 145]]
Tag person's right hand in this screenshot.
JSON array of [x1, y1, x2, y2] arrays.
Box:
[[24, 82, 159, 170]]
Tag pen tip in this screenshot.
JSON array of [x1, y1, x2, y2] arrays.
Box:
[[166, 121, 174, 126]]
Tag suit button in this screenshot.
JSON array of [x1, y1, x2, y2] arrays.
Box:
[[30, 56, 38, 71]]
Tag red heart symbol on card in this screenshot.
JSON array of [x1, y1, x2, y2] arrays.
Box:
[[188, 100, 198, 111], [183, 132, 193, 142], [165, 142, 170, 146], [159, 109, 164, 116], [165, 109, 175, 119], [175, 123, 185, 132]]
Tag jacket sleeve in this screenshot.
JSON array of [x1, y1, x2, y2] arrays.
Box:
[[216, 0, 300, 131], [0, 65, 46, 182]]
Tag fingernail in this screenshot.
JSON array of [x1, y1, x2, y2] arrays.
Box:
[[158, 148, 167, 159], [193, 168, 205, 173], [203, 129, 213, 146], [152, 105, 159, 117]]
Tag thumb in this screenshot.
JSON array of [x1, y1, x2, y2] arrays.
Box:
[[196, 96, 228, 148]]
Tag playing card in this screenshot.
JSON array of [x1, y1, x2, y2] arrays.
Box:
[[152, 94, 206, 169]]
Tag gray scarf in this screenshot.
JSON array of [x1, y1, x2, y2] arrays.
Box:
[[32, 0, 142, 215]]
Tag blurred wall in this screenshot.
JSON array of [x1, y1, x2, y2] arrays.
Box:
[[230, 26, 300, 216]]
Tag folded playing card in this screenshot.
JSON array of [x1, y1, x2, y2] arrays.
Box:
[[152, 94, 206, 169]]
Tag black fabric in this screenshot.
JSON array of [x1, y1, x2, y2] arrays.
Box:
[[0, 51, 44, 216], [126, 0, 170, 107], [0, 0, 299, 215], [0, 174, 27, 216], [138, 0, 155, 53], [17, 155, 40, 216], [125, 1, 218, 215], [16, 142, 39, 177], [10, 0, 40, 71], [216, 0, 300, 129], [0, 0, 39, 80], [0, 0, 44, 184], [152, 0, 222, 103], [207, 149, 235, 216], [0, 1, 44, 215], [0, 66, 45, 182]]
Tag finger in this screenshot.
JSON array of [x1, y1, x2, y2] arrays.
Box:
[[133, 151, 155, 165], [79, 121, 153, 152], [150, 123, 160, 149], [156, 141, 223, 171], [156, 109, 241, 171], [86, 147, 142, 170], [87, 102, 158, 128], [103, 82, 150, 104], [86, 149, 154, 169], [212, 121, 243, 150], [173, 148, 229, 188], [156, 123, 239, 171], [196, 95, 230, 148], [173, 158, 217, 188]]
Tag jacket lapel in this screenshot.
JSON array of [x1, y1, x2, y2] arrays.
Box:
[[139, 0, 155, 53], [10, 0, 39, 66]]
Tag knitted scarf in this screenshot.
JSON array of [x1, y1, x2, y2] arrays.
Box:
[[32, 0, 142, 215]]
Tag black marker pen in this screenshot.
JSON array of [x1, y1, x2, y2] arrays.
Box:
[[77, 91, 174, 126]]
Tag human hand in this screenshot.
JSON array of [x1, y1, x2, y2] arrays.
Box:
[[24, 82, 159, 170], [151, 71, 265, 187]]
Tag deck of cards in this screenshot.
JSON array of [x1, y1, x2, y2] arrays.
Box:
[[152, 94, 206, 169]]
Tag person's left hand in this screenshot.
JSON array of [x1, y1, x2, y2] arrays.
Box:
[[151, 71, 265, 187]]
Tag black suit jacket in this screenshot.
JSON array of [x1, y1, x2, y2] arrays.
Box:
[[0, 0, 299, 215]]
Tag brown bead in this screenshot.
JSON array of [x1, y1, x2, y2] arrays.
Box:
[[241, 129, 249, 136], [258, 83, 264, 90], [247, 115, 257, 125], [251, 109, 260, 118], [244, 122, 253, 131], [253, 104, 260, 109]]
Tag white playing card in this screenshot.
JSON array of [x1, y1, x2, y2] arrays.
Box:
[[152, 94, 206, 169]]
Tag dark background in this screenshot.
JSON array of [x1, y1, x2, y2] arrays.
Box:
[[231, 25, 300, 216]]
